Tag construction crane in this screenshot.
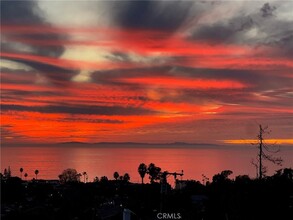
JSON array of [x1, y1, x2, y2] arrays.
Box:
[[160, 170, 184, 183], [160, 170, 184, 193], [159, 170, 184, 212]]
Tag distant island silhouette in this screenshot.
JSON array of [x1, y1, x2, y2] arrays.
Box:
[[59, 141, 220, 147]]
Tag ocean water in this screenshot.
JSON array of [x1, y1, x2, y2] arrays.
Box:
[[1, 144, 292, 184]]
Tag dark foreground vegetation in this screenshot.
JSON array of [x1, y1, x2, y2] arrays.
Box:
[[1, 167, 293, 220]]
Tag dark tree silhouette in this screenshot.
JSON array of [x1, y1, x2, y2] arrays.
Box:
[[4, 166, 11, 179], [282, 168, 293, 180], [235, 175, 250, 183], [212, 170, 233, 183], [20, 167, 23, 179], [100, 176, 108, 183], [147, 163, 161, 183], [113, 171, 119, 180], [3, 169, 8, 178], [93, 176, 99, 182], [77, 173, 82, 181], [82, 171, 88, 183], [252, 125, 283, 179], [273, 168, 293, 181], [24, 173, 28, 180], [59, 168, 80, 183], [34, 170, 39, 179], [123, 173, 130, 182], [202, 174, 209, 185], [138, 163, 147, 184]]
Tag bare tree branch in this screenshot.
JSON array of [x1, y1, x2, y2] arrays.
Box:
[[251, 125, 282, 179]]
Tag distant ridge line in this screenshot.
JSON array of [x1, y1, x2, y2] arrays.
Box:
[[60, 141, 217, 146]]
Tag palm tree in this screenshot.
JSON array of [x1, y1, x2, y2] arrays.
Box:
[[20, 167, 24, 179], [82, 172, 87, 183], [35, 170, 39, 179], [147, 163, 161, 183], [113, 171, 119, 181], [138, 163, 147, 184], [24, 173, 28, 180]]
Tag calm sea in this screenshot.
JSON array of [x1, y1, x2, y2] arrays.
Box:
[[1, 144, 292, 184]]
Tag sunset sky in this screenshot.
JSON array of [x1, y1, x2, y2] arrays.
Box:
[[1, 0, 292, 145]]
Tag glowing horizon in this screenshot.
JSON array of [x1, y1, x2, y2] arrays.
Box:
[[223, 139, 293, 145]]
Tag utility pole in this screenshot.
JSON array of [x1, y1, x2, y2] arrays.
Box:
[[258, 125, 263, 179]]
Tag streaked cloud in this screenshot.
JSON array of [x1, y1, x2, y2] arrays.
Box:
[[1, 0, 292, 144]]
